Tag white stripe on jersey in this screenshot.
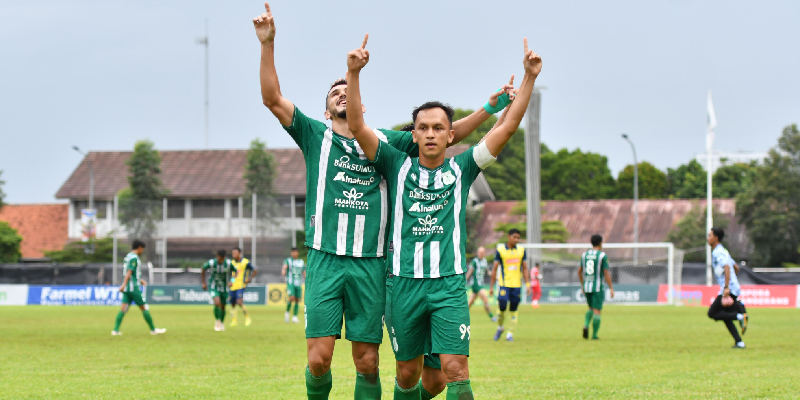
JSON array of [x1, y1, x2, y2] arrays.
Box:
[[419, 169, 429, 189], [352, 215, 365, 257], [336, 213, 349, 255], [377, 179, 388, 257], [313, 130, 334, 250], [414, 242, 424, 278], [392, 158, 412, 276], [450, 159, 464, 274], [596, 252, 604, 291], [434, 170, 443, 189], [430, 241, 440, 278]]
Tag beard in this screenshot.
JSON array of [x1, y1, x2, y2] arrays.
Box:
[[334, 108, 347, 119]]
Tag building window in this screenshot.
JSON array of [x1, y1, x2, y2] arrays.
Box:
[[167, 200, 185, 219], [230, 198, 253, 218], [73, 200, 108, 219], [192, 199, 225, 218]]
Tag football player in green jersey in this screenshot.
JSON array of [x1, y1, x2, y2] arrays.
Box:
[[112, 240, 166, 336], [579, 234, 615, 340], [464, 246, 495, 321], [202, 249, 233, 331], [346, 34, 542, 400], [253, 4, 517, 399], [282, 247, 306, 323]]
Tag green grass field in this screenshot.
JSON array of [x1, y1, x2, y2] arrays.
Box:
[[1, 305, 798, 399]]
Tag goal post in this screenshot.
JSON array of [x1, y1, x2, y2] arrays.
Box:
[[520, 242, 683, 305]]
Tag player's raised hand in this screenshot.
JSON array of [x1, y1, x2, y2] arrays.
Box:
[[253, 2, 276, 43], [488, 74, 515, 107], [522, 38, 543, 77], [347, 34, 370, 72]]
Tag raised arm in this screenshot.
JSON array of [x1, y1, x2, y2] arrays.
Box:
[[345, 34, 380, 161], [483, 38, 542, 157], [450, 77, 516, 145], [254, 2, 294, 126]]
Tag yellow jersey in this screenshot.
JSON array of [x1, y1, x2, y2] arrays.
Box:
[[494, 244, 527, 288], [230, 257, 254, 291]]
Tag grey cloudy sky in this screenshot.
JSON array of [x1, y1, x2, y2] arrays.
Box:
[[2, 0, 798, 203]]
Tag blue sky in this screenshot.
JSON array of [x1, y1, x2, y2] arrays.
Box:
[[1, 0, 798, 203]]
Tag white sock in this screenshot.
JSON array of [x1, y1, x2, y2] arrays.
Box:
[[737, 313, 744, 320]]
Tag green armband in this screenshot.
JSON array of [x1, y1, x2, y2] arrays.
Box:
[[483, 89, 512, 114]]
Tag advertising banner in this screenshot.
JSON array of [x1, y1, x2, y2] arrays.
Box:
[[541, 284, 660, 304], [80, 208, 97, 242], [266, 283, 305, 306], [0, 284, 29, 305], [147, 285, 266, 305], [27, 285, 122, 306], [659, 284, 798, 308]]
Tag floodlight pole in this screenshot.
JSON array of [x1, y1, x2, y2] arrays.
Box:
[[621, 135, 639, 265], [524, 88, 543, 263], [196, 19, 209, 148]]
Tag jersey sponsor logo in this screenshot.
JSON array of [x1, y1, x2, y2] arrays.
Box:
[[335, 188, 369, 210], [410, 173, 417, 182], [334, 155, 374, 173], [413, 214, 444, 235], [505, 258, 521, 265], [442, 171, 456, 185], [408, 202, 444, 213], [408, 188, 450, 201], [333, 171, 375, 186]]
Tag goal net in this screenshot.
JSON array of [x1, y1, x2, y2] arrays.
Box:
[[520, 242, 684, 305]]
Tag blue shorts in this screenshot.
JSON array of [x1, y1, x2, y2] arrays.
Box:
[[229, 289, 245, 304], [497, 287, 521, 304]]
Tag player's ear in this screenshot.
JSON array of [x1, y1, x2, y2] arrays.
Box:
[[361, 104, 366, 114], [412, 130, 418, 143], [324, 109, 332, 120], [448, 129, 455, 143]]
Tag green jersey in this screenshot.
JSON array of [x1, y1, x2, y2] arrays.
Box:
[[284, 257, 306, 286], [372, 140, 496, 278], [580, 249, 609, 293], [283, 107, 418, 258], [202, 258, 232, 292], [468, 257, 489, 286], [123, 252, 142, 292]]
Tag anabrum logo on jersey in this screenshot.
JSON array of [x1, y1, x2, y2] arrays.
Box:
[[335, 188, 369, 210], [408, 188, 450, 201], [333, 171, 375, 186], [334, 155, 374, 173], [408, 202, 444, 213], [413, 214, 444, 235]]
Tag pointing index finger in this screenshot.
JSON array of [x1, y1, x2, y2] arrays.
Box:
[[508, 74, 515, 86], [361, 34, 369, 49], [523, 38, 528, 54], [265, 2, 271, 14]]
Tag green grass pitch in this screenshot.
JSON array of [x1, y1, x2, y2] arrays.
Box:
[[1, 305, 798, 399]]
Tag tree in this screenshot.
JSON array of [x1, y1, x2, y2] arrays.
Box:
[[617, 161, 668, 199], [667, 160, 706, 198], [713, 161, 757, 198], [492, 200, 569, 243], [44, 237, 114, 262], [737, 124, 800, 267], [0, 221, 22, 263], [541, 148, 617, 200], [118, 140, 168, 245], [666, 205, 731, 262], [244, 139, 279, 236], [0, 170, 6, 211]]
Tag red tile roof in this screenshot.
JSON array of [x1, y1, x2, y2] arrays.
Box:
[[475, 199, 749, 258], [55, 145, 472, 200], [0, 204, 69, 258]]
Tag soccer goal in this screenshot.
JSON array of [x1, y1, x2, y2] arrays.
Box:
[[520, 242, 684, 305]]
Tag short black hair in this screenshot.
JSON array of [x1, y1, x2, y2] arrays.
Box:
[[591, 234, 603, 247], [291, 247, 298, 252], [132, 240, 145, 250], [400, 123, 415, 132], [217, 249, 226, 257], [411, 101, 455, 128], [327, 78, 347, 103], [232, 247, 242, 253], [711, 227, 725, 241], [508, 228, 521, 236]]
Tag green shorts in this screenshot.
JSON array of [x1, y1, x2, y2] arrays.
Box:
[[209, 289, 228, 304], [586, 291, 604, 310], [287, 284, 303, 300], [470, 282, 485, 293], [304, 249, 385, 343], [385, 274, 470, 361], [424, 354, 441, 369], [121, 290, 146, 306]]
